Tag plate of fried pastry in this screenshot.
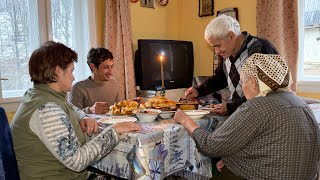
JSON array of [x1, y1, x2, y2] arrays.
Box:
[[143, 96, 177, 111], [108, 96, 177, 117], [109, 99, 142, 115]]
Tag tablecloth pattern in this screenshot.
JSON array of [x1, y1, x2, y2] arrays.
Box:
[[92, 116, 220, 179]]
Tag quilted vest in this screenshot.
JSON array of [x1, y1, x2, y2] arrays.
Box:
[[11, 84, 87, 180]]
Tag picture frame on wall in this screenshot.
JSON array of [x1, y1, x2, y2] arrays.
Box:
[[217, 7, 239, 21], [198, 0, 214, 17], [140, 0, 155, 8]]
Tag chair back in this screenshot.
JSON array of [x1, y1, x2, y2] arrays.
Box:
[[0, 107, 20, 180]]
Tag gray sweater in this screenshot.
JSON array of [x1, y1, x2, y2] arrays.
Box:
[[69, 77, 120, 113], [193, 91, 320, 180]]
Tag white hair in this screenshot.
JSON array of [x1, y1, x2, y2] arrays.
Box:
[[204, 14, 241, 41]]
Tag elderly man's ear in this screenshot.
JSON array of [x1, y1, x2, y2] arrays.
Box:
[[227, 31, 236, 40]]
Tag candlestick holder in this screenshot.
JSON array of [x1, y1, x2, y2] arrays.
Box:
[[158, 53, 166, 97], [155, 86, 166, 97]]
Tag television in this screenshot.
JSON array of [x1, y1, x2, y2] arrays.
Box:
[[135, 39, 194, 90]]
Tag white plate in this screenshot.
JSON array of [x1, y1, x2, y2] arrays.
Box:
[[90, 114, 109, 119], [183, 110, 210, 120], [98, 116, 137, 125]]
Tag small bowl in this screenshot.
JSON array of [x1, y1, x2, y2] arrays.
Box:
[[184, 110, 210, 120], [159, 111, 176, 119], [133, 109, 161, 123]]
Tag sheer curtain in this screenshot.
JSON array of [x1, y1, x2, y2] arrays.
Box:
[[256, 0, 299, 91], [104, 0, 136, 100]]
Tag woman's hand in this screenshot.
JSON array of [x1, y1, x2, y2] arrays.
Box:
[[174, 109, 190, 124], [174, 109, 199, 134], [112, 122, 141, 135], [80, 117, 101, 136]]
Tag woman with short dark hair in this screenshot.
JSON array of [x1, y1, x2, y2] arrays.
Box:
[[11, 41, 141, 180]]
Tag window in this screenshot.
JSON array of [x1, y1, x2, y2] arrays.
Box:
[[0, 0, 95, 101], [298, 0, 320, 82]]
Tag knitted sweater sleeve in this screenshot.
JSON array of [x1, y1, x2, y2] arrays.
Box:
[[191, 103, 261, 157], [29, 102, 119, 172]]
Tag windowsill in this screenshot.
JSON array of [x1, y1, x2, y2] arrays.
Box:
[[0, 97, 22, 112], [297, 81, 320, 93]]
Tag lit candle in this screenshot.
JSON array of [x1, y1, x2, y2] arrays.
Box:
[[160, 55, 164, 88]]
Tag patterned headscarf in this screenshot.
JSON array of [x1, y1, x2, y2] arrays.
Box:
[[242, 53, 292, 96]]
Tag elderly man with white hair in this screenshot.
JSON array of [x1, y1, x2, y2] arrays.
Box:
[[175, 53, 320, 180], [185, 15, 278, 115]]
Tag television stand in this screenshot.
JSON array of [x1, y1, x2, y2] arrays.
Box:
[[137, 88, 187, 102]]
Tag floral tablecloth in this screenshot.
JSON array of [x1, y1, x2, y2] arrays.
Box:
[[91, 115, 221, 180]]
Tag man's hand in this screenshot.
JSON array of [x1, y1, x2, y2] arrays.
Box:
[[211, 102, 228, 115], [112, 122, 141, 135], [79, 117, 100, 136], [184, 87, 199, 99], [89, 102, 108, 114]]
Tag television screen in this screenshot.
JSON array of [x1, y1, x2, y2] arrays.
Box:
[[135, 39, 194, 90]]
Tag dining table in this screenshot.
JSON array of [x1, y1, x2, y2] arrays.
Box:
[[90, 113, 227, 180]]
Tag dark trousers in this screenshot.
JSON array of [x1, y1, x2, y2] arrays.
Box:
[[212, 166, 246, 180]]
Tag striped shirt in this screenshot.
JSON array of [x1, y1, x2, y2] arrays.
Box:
[[29, 102, 118, 172]]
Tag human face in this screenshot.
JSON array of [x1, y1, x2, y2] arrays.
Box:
[[92, 59, 114, 82], [57, 62, 75, 93], [207, 33, 237, 59], [240, 71, 258, 100]]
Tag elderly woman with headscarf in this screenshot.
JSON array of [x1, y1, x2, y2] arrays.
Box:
[[174, 53, 320, 180], [11, 41, 141, 180]]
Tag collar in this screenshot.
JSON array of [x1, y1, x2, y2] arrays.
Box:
[[33, 84, 67, 99], [229, 31, 251, 62]]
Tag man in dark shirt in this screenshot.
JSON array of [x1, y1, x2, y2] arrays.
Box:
[[185, 14, 278, 115]]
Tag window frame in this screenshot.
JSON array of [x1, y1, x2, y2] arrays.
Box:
[[297, 0, 320, 93], [0, 0, 97, 105]]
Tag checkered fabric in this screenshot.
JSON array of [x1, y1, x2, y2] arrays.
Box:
[[242, 53, 291, 96], [192, 91, 320, 179]]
